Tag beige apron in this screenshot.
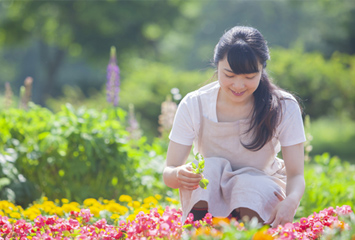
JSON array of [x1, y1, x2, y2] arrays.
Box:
[[180, 94, 287, 222]]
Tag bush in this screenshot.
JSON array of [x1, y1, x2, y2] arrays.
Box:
[[269, 47, 355, 119], [0, 103, 171, 206]]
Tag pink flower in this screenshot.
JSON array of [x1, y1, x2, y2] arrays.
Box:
[[336, 205, 353, 216], [184, 213, 194, 224], [69, 218, 80, 228], [325, 206, 335, 215], [70, 211, 79, 218], [159, 222, 170, 236], [203, 212, 213, 225], [299, 217, 309, 228], [94, 218, 107, 229], [34, 215, 47, 228], [311, 221, 323, 234], [79, 209, 93, 223], [45, 216, 57, 225], [0, 221, 12, 235], [193, 220, 202, 228]]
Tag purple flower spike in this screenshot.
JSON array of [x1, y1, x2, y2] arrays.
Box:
[[106, 46, 120, 106]]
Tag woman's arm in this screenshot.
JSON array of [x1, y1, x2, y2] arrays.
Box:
[[163, 140, 202, 190], [265, 142, 305, 227]]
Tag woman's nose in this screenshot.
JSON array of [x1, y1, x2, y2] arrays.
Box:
[[232, 79, 245, 89]]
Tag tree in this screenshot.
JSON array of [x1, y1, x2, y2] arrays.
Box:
[[0, 0, 201, 104]]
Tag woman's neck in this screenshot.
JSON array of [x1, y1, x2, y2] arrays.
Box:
[[216, 88, 254, 122]]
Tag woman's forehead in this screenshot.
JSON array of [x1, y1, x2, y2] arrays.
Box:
[[218, 57, 262, 71]]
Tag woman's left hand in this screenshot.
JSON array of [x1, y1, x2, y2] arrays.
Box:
[[264, 192, 298, 228]]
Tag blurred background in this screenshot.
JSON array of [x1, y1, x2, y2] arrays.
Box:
[[0, 0, 355, 185]]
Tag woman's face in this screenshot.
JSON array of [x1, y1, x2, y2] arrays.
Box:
[[217, 57, 262, 106]]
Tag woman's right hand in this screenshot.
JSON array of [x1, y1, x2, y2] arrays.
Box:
[[175, 164, 202, 191]]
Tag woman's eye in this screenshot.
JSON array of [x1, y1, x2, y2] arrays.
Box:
[[225, 74, 234, 78], [246, 75, 257, 79]]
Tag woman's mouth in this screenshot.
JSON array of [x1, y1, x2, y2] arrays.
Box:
[[231, 89, 246, 96]]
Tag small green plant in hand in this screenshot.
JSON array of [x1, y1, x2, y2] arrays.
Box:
[[191, 153, 209, 189]]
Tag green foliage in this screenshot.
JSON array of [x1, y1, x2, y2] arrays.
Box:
[[0, 103, 170, 206], [308, 116, 355, 162], [269, 47, 355, 119], [120, 60, 214, 138], [192, 153, 209, 189], [46, 60, 215, 139], [297, 153, 355, 219]]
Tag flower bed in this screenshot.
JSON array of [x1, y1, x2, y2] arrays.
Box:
[[0, 196, 354, 239]]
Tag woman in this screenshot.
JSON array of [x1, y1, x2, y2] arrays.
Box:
[[163, 26, 306, 228]]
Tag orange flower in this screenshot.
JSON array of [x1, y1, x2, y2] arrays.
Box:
[[212, 217, 230, 226], [252, 230, 273, 240]]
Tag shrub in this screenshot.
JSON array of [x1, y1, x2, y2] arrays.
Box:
[[269, 47, 355, 119], [0, 103, 170, 206]]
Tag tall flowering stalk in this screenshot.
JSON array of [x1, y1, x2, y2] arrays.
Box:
[[106, 46, 120, 107], [19, 77, 33, 110], [158, 95, 177, 136], [126, 103, 142, 140], [4, 82, 13, 109]]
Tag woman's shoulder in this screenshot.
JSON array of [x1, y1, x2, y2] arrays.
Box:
[[182, 81, 219, 104], [275, 89, 302, 115], [276, 89, 297, 101]]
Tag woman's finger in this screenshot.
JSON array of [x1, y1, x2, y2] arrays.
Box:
[[274, 191, 284, 201], [271, 217, 280, 228]]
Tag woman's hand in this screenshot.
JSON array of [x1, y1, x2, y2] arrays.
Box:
[[176, 164, 202, 191], [264, 192, 298, 228]]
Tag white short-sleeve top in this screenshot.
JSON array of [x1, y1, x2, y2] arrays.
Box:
[[169, 81, 306, 155]]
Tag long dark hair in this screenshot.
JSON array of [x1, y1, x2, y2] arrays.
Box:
[[213, 26, 289, 151]]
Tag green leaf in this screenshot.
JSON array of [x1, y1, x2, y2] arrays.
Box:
[[199, 178, 209, 189]]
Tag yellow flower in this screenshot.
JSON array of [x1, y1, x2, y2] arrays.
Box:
[[61, 198, 69, 204], [132, 201, 141, 209], [4, 208, 12, 215], [194, 226, 211, 236], [89, 206, 101, 218], [62, 204, 77, 213], [110, 213, 120, 220], [165, 197, 179, 205], [142, 203, 151, 209], [23, 207, 41, 221], [157, 208, 165, 216], [134, 207, 149, 215], [143, 196, 158, 206], [106, 203, 128, 215], [154, 194, 162, 200], [9, 212, 21, 219], [69, 202, 80, 208], [83, 198, 99, 207], [127, 214, 136, 222], [119, 195, 132, 203]]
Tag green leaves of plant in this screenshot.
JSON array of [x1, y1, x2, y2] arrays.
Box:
[[191, 153, 209, 189]]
